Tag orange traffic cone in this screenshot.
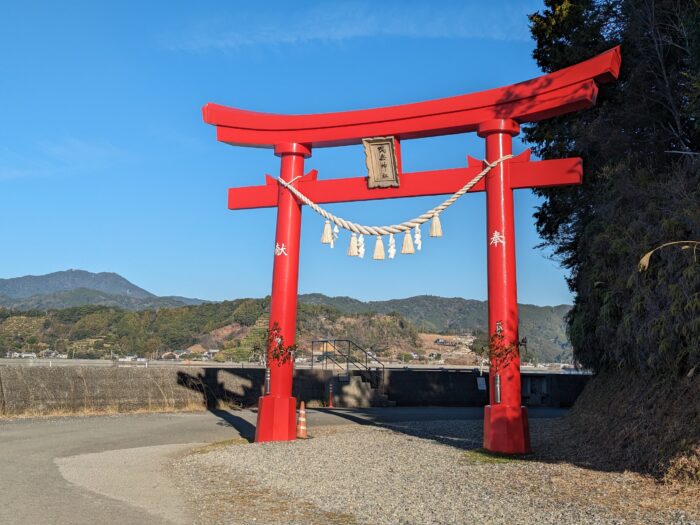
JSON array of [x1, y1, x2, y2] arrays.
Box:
[[296, 401, 308, 439], [328, 382, 334, 408]]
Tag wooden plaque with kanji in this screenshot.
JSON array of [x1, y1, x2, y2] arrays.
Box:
[[363, 136, 400, 188]]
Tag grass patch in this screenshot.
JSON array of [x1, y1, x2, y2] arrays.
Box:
[[462, 448, 527, 464], [191, 437, 250, 455], [0, 402, 206, 420]]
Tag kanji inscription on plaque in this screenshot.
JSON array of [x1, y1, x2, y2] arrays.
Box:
[[363, 136, 400, 188]]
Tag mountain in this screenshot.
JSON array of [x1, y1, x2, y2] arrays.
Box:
[[0, 299, 424, 363], [0, 270, 153, 299], [0, 270, 204, 311], [299, 294, 572, 363], [0, 288, 204, 311], [0, 271, 572, 362]]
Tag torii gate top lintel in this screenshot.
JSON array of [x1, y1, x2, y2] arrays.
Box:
[[202, 46, 620, 149]]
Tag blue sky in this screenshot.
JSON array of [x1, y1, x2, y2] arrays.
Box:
[[0, 0, 574, 306]]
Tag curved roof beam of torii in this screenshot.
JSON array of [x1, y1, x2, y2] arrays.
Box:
[[203, 46, 620, 149]]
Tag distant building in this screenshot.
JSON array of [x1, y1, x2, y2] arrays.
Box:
[[204, 349, 219, 360], [433, 338, 459, 347]]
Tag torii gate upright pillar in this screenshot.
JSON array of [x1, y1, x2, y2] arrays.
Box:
[[255, 142, 311, 443], [479, 119, 530, 454]]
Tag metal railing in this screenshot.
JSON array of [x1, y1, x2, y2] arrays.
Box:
[[310, 339, 385, 376]]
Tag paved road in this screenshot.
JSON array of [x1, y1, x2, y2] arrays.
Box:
[[0, 407, 567, 524], [0, 358, 589, 374]]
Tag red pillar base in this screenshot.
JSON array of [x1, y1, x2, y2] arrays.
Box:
[[483, 405, 531, 454], [255, 395, 297, 443]]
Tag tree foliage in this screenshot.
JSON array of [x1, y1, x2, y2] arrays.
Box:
[[527, 0, 700, 375], [0, 299, 424, 361], [0, 301, 247, 356]]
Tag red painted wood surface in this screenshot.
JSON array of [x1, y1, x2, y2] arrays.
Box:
[[479, 119, 531, 454], [227, 155, 582, 210], [203, 47, 619, 149], [255, 143, 310, 443], [203, 49, 621, 449]]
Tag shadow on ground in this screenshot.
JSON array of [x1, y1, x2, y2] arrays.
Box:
[[176, 368, 328, 443], [175, 368, 665, 478], [310, 407, 657, 477], [177, 368, 260, 442]]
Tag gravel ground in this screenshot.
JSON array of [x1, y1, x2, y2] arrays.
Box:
[[172, 419, 699, 525]]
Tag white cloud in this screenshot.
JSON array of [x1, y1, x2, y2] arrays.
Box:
[[161, 1, 539, 52], [0, 138, 124, 180]]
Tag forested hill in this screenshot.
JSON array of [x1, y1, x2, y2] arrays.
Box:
[[299, 294, 572, 362], [0, 301, 422, 362], [0, 270, 204, 310], [0, 296, 572, 363], [0, 270, 153, 298], [0, 271, 572, 362], [0, 288, 201, 312], [299, 293, 571, 334], [527, 1, 699, 376], [521, 0, 699, 483]]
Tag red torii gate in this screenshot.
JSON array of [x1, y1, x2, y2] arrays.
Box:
[[203, 47, 620, 454]]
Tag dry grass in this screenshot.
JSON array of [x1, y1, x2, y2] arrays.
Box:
[[540, 370, 700, 484], [529, 452, 700, 519], [190, 438, 250, 455], [0, 401, 206, 420], [462, 448, 527, 464]]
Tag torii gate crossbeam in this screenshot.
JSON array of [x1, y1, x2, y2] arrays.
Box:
[[203, 47, 620, 453]]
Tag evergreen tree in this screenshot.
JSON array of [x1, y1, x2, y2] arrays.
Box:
[[527, 0, 700, 375]]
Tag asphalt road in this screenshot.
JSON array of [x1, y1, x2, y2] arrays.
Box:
[[0, 407, 567, 525], [0, 358, 589, 374]]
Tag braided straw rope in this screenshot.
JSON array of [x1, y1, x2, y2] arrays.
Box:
[[276, 154, 513, 236]]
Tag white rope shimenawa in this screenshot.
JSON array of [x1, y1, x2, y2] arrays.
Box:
[[277, 154, 513, 259]]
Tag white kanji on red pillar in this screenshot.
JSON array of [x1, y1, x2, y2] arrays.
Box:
[[489, 230, 505, 247], [274, 242, 288, 256]]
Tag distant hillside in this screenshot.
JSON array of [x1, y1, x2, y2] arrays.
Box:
[[300, 294, 572, 363], [0, 270, 572, 362], [0, 270, 153, 299], [0, 292, 570, 363], [0, 270, 204, 311], [0, 288, 203, 311], [0, 300, 420, 361]]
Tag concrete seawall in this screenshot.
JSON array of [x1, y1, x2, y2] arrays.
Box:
[[0, 365, 589, 416], [0, 366, 330, 416], [383, 369, 589, 408]]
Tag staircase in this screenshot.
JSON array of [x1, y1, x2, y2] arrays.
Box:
[[311, 339, 395, 408], [240, 313, 270, 363], [333, 372, 395, 408]]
